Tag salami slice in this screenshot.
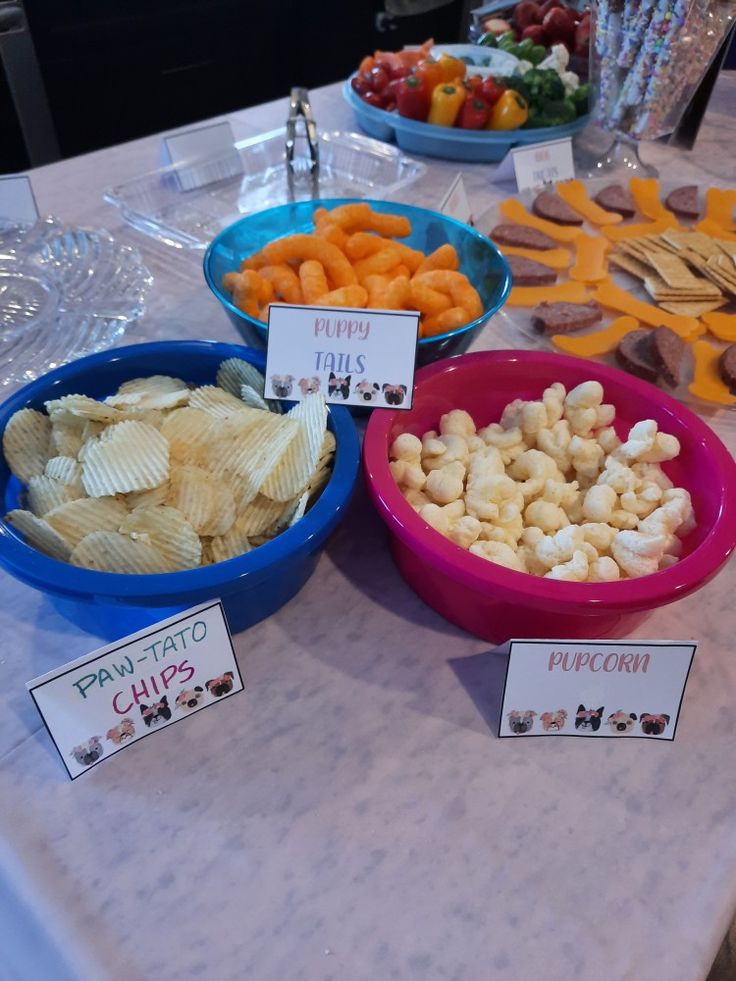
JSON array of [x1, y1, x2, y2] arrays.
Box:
[[650, 326, 686, 387], [532, 191, 584, 226], [664, 185, 700, 220], [719, 344, 736, 393], [593, 184, 636, 219], [490, 223, 556, 250], [615, 330, 660, 383], [507, 255, 557, 286], [531, 300, 602, 335]]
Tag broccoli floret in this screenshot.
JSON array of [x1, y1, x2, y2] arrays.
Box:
[[572, 83, 592, 117], [522, 68, 565, 105], [523, 98, 577, 129]]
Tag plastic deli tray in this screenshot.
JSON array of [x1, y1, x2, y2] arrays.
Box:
[[343, 77, 590, 163], [103, 129, 427, 252]]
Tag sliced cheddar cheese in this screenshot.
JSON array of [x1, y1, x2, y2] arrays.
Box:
[[569, 234, 611, 283], [499, 199, 583, 243], [507, 282, 591, 307], [592, 281, 705, 340], [556, 180, 622, 226], [702, 311, 736, 342], [551, 316, 640, 357], [497, 245, 572, 270], [629, 178, 676, 223], [688, 339, 736, 406]]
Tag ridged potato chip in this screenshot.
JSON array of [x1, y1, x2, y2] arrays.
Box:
[[167, 465, 236, 537], [71, 531, 169, 574], [6, 509, 73, 561], [27, 475, 84, 516], [232, 493, 288, 536], [50, 414, 85, 458], [216, 358, 267, 398], [208, 524, 253, 564], [119, 505, 201, 570], [160, 408, 216, 466], [46, 497, 129, 547], [125, 482, 170, 510], [3, 408, 51, 483], [189, 386, 259, 419], [105, 375, 190, 411], [45, 456, 83, 489], [81, 421, 169, 496], [261, 394, 327, 502], [45, 394, 121, 423]]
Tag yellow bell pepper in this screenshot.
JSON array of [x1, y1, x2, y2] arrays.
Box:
[[488, 90, 529, 130], [427, 83, 465, 127], [437, 53, 467, 84]]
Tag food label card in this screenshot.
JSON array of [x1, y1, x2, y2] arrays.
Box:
[[27, 602, 243, 779], [160, 121, 242, 192], [498, 639, 695, 740], [494, 137, 575, 192], [265, 303, 419, 409], [0, 175, 38, 226]]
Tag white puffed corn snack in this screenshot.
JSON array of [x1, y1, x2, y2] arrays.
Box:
[[389, 381, 694, 581]]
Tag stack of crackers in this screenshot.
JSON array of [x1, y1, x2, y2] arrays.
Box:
[[610, 229, 736, 318]]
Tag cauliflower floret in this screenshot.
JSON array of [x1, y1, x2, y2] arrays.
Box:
[[582, 484, 617, 522], [421, 432, 469, 472], [539, 42, 570, 73], [611, 529, 668, 578], [469, 540, 526, 573], [448, 515, 482, 550], [587, 556, 621, 582], [560, 70, 580, 95], [545, 549, 589, 581], [389, 459, 426, 491], [524, 499, 569, 534], [614, 419, 680, 464], [390, 432, 422, 463], [425, 461, 465, 505], [569, 435, 605, 481], [439, 409, 476, 439]]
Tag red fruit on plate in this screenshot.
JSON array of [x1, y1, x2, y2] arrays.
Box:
[[361, 91, 386, 110], [369, 66, 390, 94], [539, 0, 562, 14], [351, 74, 372, 98], [542, 7, 575, 43], [483, 17, 513, 34], [521, 23, 547, 43], [514, 1, 541, 29], [575, 18, 592, 54]]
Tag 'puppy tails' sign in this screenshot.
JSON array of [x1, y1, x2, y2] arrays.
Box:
[[264, 303, 419, 410], [499, 640, 695, 741], [27, 602, 244, 779]]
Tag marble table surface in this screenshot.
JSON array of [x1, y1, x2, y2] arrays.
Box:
[[2, 77, 736, 981]]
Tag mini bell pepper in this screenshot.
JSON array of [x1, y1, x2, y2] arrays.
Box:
[[487, 90, 529, 130], [437, 53, 467, 83], [457, 94, 491, 129], [464, 74, 484, 94], [414, 58, 445, 96], [427, 83, 466, 127], [396, 74, 430, 121], [480, 76, 506, 106]]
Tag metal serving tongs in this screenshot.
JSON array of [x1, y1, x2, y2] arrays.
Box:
[[285, 87, 320, 200]]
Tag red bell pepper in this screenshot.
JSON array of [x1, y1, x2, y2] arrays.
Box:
[[456, 94, 491, 129], [396, 75, 430, 122], [480, 77, 507, 107]]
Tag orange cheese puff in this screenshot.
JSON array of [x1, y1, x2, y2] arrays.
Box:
[[315, 222, 348, 251], [345, 232, 395, 260], [323, 202, 373, 230], [363, 274, 391, 308], [390, 264, 411, 279], [409, 279, 452, 317], [222, 272, 240, 293], [300, 260, 330, 305], [232, 272, 260, 319], [313, 207, 329, 224], [317, 285, 368, 307], [364, 212, 412, 238], [413, 270, 482, 320], [240, 253, 266, 271], [258, 264, 303, 304], [260, 234, 357, 288], [415, 243, 460, 275], [354, 248, 404, 282], [382, 275, 411, 310], [421, 306, 469, 338]]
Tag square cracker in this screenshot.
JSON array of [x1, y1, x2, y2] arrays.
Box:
[[659, 298, 729, 316], [646, 250, 703, 288], [610, 252, 652, 280]]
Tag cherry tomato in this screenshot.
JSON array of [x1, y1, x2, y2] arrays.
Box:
[[369, 66, 390, 94], [351, 74, 372, 97], [361, 90, 387, 109]]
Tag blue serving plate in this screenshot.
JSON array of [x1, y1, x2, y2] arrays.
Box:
[[204, 198, 511, 368], [343, 77, 590, 163]]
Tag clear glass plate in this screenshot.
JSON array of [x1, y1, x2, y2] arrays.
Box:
[[104, 129, 427, 251], [0, 217, 152, 387]]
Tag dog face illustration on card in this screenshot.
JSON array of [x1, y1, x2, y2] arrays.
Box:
[[205, 672, 234, 698], [540, 710, 567, 732], [70, 736, 103, 766], [354, 380, 380, 403], [507, 710, 536, 734], [328, 373, 351, 400], [382, 383, 407, 406], [140, 696, 171, 728], [106, 718, 136, 745], [575, 705, 604, 732], [640, 713, 670, 736], [607, 711, 637, 734]]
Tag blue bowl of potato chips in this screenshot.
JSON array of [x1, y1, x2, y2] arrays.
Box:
[[0, 340, 359, 641]]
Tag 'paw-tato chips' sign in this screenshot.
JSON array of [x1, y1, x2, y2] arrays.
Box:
[[27, 601, 243, 779]]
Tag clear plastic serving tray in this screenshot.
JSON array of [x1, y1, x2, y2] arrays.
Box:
[[104, 129, 427, 251]]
